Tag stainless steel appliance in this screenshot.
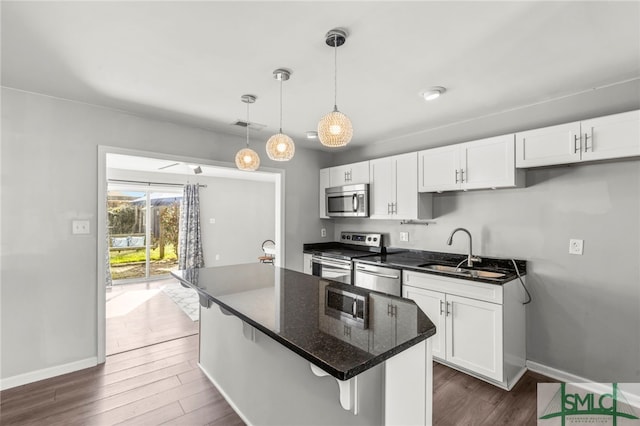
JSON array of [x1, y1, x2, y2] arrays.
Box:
[[354, 262, 402, 297], [325, 284, 368, 329], [325, 184, 369, 217], [310, 232, 382, 285]]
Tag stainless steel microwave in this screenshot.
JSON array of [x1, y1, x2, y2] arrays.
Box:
[[325, 184, 369, 217]]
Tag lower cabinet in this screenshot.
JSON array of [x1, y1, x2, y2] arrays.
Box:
[[403, 270, 526, 390]]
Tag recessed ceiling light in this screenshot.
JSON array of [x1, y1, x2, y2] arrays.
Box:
[[421, 86, 446, 101], [306, 131, 318, 139]]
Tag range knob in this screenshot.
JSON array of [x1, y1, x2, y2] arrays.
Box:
[[341, 235, 346, 239], [367, 237, 372, 241]]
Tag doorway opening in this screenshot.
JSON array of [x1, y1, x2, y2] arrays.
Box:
[[98, 147, 284, 361]]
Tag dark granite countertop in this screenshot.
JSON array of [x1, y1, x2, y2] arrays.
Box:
[[171, 263, 436, 381], [353, 250, 526, 285]]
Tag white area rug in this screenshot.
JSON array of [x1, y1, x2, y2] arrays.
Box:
[[106, 288, 162, 318], [162, 283, 200, 321]]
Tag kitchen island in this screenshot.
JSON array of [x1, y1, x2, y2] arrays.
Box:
[[172, 263, 436, 426]]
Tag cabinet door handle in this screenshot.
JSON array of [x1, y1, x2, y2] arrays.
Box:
[[573, 134, 581, 154], [584, 129, 592, 152], [460, 169, 465, 183], [445, 301, 451, 316], [439, 300, 444, 315], [387, 203, 391, 214], [455, 169, 459, 183], [393, 202, 397, 214]]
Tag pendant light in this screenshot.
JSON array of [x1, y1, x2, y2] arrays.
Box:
[[235, 94, 260, 171], [266, 69, 295, 161], [317, 28, 353, 147]]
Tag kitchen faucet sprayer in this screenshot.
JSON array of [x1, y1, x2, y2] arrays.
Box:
[[446, 227, 482, 268]]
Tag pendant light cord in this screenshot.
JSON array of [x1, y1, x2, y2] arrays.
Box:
[[246, 101, 250, 148], [279, 77, 283, 133], [333, 34, 338, 111]]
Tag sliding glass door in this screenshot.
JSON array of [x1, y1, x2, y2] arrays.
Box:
[[107, 186, 182, 282]]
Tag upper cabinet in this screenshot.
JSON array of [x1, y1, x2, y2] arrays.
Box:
[[328, 161, 370, 186], [370, 152, 432, 220], [319, 168, 331, 219], [516, 110, 640, 168], [419, 134, 524, 193]]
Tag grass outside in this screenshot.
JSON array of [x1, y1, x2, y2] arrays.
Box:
[[110, 244, 179, 281]]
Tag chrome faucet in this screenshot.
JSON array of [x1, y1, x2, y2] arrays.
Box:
[[446, 228, 482, 268]]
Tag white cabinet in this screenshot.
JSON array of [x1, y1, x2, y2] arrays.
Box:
[[319, 168, 330, 219], [445, 294, 503, 381], [516, 110, 640, 168], [370, 152, 433, 220], [403, 286, 445, 360], [403, 270, 526, 390], [303, 253, 313, 275], [369, 293, 417, 355], [328, 161, 370, 186], [419, 134, 524, 193]]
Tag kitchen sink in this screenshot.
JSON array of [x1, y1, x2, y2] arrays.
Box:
[[417, 263, 506, 280]]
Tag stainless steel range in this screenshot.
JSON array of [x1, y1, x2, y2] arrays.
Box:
[[308, 232, 382, 285]]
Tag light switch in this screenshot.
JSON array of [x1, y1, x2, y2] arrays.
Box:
[[209, 218, 216, 224], [72, 220, 90, 235]]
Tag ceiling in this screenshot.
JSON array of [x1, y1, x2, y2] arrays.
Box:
[[2, 1, 639, 152]]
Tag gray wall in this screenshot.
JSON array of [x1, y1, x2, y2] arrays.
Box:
[[333, 161, 640, 382], [0, 87, 332, 381], [328, 80, 640, 382]]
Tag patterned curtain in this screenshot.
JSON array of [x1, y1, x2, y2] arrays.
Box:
[[178, 184, 204, 269]]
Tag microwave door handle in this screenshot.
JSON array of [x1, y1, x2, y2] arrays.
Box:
[[352, 193, 359, 212]]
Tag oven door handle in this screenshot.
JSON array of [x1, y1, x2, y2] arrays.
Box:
[[311, 257, 352, 270], [355, 268, 399, 280]]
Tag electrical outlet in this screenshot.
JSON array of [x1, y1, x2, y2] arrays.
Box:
[[72, 220, 90, 235], [215, 254, 220, 261], [569, 239, 584, 255], [209, 218, 216, 224], [400, 232, 409, 242], [321, 228, 327, 238]]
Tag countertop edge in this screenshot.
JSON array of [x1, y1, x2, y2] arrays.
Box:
[[172, 272, 435, 381]]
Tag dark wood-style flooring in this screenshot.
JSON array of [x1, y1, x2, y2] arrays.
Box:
[[1, 279, 556, 425]]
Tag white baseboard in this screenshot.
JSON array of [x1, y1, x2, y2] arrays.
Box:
[[526, 360, 640, 408], [197, 362, 252, 426], [0, 357, 98, 391], [526, 360, 593, 383]]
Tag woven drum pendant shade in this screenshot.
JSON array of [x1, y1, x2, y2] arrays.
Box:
[[235, 148, 260, 171], [318, 109, 353, 147], [235, 94, 260, 171], [266, 133, 295, 161], [318, 28, 353, 148], [266, 69, 295, 161]]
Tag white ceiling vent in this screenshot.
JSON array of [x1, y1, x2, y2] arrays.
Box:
[[231, 120, 267, 131]]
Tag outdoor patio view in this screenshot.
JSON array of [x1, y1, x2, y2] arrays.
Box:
[[108, 189, 181, 281]]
